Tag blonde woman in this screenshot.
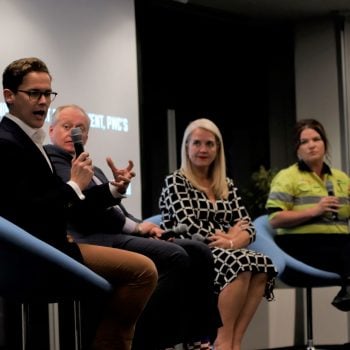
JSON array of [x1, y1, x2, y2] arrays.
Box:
[[159, 118, 277, 350]]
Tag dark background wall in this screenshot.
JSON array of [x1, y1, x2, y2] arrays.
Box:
[[135, 0, 296, 218]]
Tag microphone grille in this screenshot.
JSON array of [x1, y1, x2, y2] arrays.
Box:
[[175, 223, 188, 234], [192, 232, 205, 242], [71, 127, 83, 142], [325, 180, 333, 191]]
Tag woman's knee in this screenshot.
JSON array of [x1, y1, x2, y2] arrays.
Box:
[[236, 271, 252, 282], [251, 272, 268, 285]]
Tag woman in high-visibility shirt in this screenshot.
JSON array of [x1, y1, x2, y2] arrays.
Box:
[[266, 118, 350, 311]]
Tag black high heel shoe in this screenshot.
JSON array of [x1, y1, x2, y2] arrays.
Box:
[[332, 284, 350, 311]]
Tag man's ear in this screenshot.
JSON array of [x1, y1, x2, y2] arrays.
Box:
[[3, 89, 14, 105], [48, 125, 54, 137]]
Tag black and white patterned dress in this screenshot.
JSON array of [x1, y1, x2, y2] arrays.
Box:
[[159, 170, 277, 300]]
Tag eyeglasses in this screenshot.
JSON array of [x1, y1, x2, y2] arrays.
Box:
[[17, 89, 58, 102]]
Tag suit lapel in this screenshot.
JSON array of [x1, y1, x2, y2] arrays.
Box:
[[1, 117, 53, 176]]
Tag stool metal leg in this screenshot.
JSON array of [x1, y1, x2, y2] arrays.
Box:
[[73, 300, 82, 350], [306, 287, 316, 350], [19, 301, 82, 350], [48, 303, 60, 350], [21, 303, 28, 350]]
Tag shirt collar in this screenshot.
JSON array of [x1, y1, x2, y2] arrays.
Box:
[[297, 159, 332, 175], [6, 113, 46, 145]]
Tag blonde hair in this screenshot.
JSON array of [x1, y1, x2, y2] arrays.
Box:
[[180, 118, 228, 199]]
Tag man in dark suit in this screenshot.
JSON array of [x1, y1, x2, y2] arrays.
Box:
[[0, 57, 158, 350], [45, 104, 222, 350]]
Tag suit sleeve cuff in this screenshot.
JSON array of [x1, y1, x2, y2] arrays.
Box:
[[67, 180, 85, 200], [109, 182, 126, 199]]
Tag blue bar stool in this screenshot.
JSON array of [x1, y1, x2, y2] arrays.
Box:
[[251, 215, 342, 350], [0, 216, 112, 350]]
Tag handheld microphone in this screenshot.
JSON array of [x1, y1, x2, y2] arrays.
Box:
[[71, 127, 84, 157], [160, 223, 188, 240], [325, 180, 338, 221], [192, 232, 211, 245]]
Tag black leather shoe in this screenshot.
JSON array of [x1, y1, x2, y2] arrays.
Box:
[[332, 285, 350, 311]]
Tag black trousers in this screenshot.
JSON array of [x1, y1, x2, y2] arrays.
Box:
[[275, 233, 350, 278], [73, 233, 221, 349]]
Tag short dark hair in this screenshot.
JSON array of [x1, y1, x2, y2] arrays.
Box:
[[293, 118, 329, 157], [2, 57, 51, 92]]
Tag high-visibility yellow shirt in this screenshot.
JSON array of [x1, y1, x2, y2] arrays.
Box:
[[266, 162, 350, 234]]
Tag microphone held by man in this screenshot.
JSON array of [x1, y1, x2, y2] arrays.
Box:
[[71, 127, 85, 156], [192, 232, 212, 245], [160, 223, 188, 240]]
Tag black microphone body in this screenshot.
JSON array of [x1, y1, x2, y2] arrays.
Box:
[[325, 180, 338, 221], [160, 223, 188, 240], [71, 127, 85, 156]]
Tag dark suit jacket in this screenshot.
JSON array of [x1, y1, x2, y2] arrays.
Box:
[[44, 144, 139, 240], [0, 117, 119, 257], [0, 117, 82, 256]]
